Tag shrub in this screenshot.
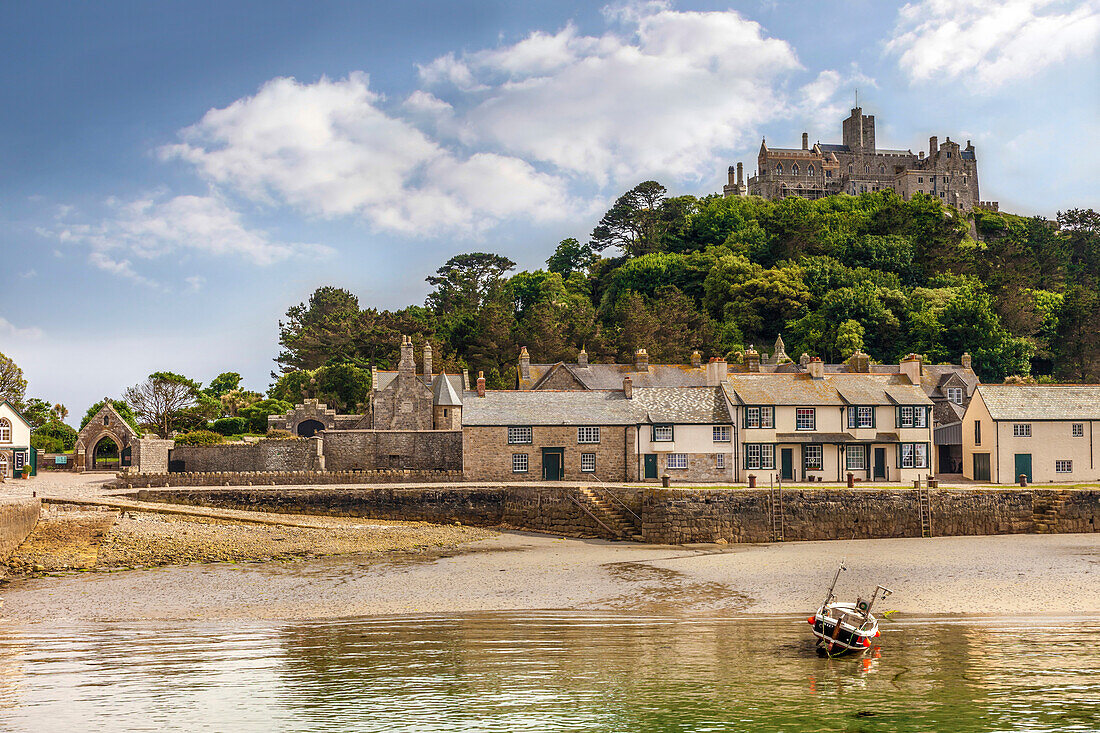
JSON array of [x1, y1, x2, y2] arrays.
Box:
[[33, 420, 78, 451], [211, 417, 249, 436], [265, 429, 295, 440], [31, 435, 65, 453], [173, 430, 225, 446]]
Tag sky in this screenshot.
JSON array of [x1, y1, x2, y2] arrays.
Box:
[[1, 0, 1098, 422]]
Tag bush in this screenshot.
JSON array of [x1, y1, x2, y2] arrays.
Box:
[[31, 435, 65, 453], [173, 430, 225, 446], [33, 420, 78, 451], [239, 399, 293, 434], [211, 417, 249, 436], [265, 429, 295, 440]]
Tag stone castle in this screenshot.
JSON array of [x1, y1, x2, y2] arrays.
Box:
[[724, 106, 997, 212]]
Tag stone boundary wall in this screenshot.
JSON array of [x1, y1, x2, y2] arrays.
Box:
[[129, 485, 642, 539], [0, 497, 40, 560], [169, 438, 320, 473], [322, 430, 461, 471], [114, 469, 464, 489], [120, 485, 1100, 544]]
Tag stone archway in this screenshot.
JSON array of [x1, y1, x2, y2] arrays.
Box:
[[75, 400, 140, 472], [90, 433, 122, 470], [296, 419, 325, 438]]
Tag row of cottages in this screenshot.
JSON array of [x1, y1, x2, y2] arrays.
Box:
[[0, 400, 32, 478], [517, 338, 976, 475], [463, 355, 934, 483], [962, 384, 1100, 484]]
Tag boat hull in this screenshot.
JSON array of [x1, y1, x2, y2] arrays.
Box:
[[810, 603, 879, 656]]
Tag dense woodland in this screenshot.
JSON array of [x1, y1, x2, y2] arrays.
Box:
[[276, 184, 1100, 390], [5, 185, 1097, 447]]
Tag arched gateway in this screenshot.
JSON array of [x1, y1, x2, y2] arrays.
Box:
[[74, 401, 141, 472]]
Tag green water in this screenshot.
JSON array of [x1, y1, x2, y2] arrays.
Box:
[[0, 613, 1097, 732]]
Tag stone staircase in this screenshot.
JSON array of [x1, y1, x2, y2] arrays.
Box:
[[577, 487, 643, 541], [1032, 491, 1069, 534]]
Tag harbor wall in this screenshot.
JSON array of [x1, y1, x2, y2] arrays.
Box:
[[0, 497, 40, 560]]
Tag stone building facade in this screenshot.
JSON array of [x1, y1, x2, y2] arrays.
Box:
[[725, 106, 991, 211], [370, 338, 466, 430]]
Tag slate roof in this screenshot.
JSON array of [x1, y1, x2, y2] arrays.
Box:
[[922, 364, 979, 399], [631, 387, 730, 424], [461, 390, 647, 426], [723, 373, 931, 407], [527, 363, 709, 390], [374, 371, 465, 394], [978, 384, 1100, 421], [818, 144, 850, 153], [432, 372, 463, 407]]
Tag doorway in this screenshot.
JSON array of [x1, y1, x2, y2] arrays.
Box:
[[643, 454, 658, 480], [92, 436, 120, 470], [296, 419, 325, 438], [780, 448, 794, 481], [973, 453, 991, 482], [873, 447, 887, 479], [541, 448, 564, 480], [1014, 453, 1032, 483]]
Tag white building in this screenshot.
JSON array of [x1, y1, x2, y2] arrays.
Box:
[[0, 400, 33, 478]]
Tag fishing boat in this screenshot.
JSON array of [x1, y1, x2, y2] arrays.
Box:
[[808, 563, 892, 656]]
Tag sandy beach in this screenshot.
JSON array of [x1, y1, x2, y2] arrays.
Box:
[[4, 529, 1098, 623]]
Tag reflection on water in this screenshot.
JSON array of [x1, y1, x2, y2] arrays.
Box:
[[0, 613, 1097, 732]]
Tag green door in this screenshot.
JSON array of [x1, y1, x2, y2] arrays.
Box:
[[874, 448, 887, 479], [780, 448, 794, 481], [643, 454, 658, 480], [542, 448, 564, 480], [1014, 453, 1032, 483], [973, 453, 991, 482]]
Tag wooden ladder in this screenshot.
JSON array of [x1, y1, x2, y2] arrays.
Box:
[[770, 486, 785, 542], [918, 482, 933, 538]]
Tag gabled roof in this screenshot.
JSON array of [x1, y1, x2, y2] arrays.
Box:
[[723, 373, 932, 407], [526, 362, 710, 390], [374, 371, 464, 395], [461, 389, 646, 426], [631, 387, 730, 424], [0, 400, 31, 429], [432, 372, 463, 407], [978, 384, 1100, 421]]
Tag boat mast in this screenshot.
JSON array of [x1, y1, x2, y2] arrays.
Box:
[[822, 562, 846, 608], [862, 585, 893, 621]]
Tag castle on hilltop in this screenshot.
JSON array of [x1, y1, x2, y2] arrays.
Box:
[[724, 106, 997, 212]]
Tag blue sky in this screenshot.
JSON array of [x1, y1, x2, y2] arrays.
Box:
[[2, 0, 1098, 421]]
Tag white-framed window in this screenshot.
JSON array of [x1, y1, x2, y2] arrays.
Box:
[[745, 407, 760, 428], [667, 453, 687, 469], [715, 453, 726, 469], [846, 446, 866, 470], [946, 387, 964, 404], [745, 444, 775, 470], [848, 406, 874, 429], [581, 453, 596, 473], [899, 443, 928, 469], [900, 443, 914, 468], [0, 419, 10, 443], [899, 406, 913, 427], [1055, 460, 1072, 474], [652, 425, 673, 442], [713, 426, 731, 442], [512, 453, 528, 473], [577, 427, 601, 444], [1072, 423, 1084, 437], [0, 457, 6, 477], [914, 408, 927, 428], [1013, 424, 1031, 437], [796, 408, 815, 431], [804, 444, 823, 471], [507, 426, 532, 444], [761, 408, 774, 428]]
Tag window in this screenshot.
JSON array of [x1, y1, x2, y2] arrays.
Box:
[[103, 415, 110, 425], [796, 408, 816, 431], [792, 164, 800, 175], [914, 408, 927, 428], [0, 419, 9, 443], [974, 420, 982, 446], [848, 406, 874, 429], [943, 176, 948, 183], [804, 444, 823, 471], [667, 453, 688, 469], [581, 453, 596, 473], [761, 408, 773, 428], [713, 426, 731, 442], [652, 425, 673, 442], [900, 443, 928, 469], [577, 427, 601, 444], [443, 408, 448, 418], [879, 164, 886, 174], [846, 446, 866, 470], [715, 453, 726, 469], [946, 387, 964, 404], [899, 406, 913, 427], [512, 453, 528, 473], [13, 452, 24, 470], [507, 426, 532, 444], [808, 164, 815, 176], [918, 176, 924, 183], [1072, 423, 1084, 437], [775, 163, 783, 175], [745, 407, 759, 428], [1055, 460, 1072, 474], [1013, 424, 1031, 437], [745, 444, 775, 470]]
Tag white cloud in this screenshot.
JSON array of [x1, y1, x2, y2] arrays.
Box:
[[163, 73, 575, 235], [19, 269, 36, 279], [0, 317, 43, 341], [49, 193, 327, 286], [887, 0, 1100, 88], [184, 275, 206, 292], [428, 4, 801, 184]]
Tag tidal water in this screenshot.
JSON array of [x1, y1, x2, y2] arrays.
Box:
[[0, 613, 1097, 732]]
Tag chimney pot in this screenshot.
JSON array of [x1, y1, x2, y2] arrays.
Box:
[[691, 350, 702, 368], [422, 342, 433, 378], [634, 348, 649, 372], [802, 132, 809, 150], [577, 346, 588, 367], [518, 345, 531, 381], [623, 376, 633, 399], [476, 371, 486, 397], [809, 356, 824, 380], [960, 352, 972, 370]]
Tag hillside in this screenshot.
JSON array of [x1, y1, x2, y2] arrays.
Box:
[[274, 184, 1100, 394]]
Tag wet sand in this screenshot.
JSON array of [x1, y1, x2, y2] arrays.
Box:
[[4, 531, 1098, 622]]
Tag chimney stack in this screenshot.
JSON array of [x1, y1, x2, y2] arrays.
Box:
[[577, 346, 588, 367], [848, 349, 870, 373], [900, 353, 922, 384], [690, 350, 702, 368], [398, 335, 415, 376], [476, 371, 486, 397], [808, 356, 824, 380], [422, 342, 433, 378], [800, 353, 810, 368], [802, 132, 809, 150], [736, 161, 744, 185], [961, 352, 972, 370], [929, 136, 938, 155], [623, 376, 633, 399], [634, 348, 649, 372], [745, 345, 760, 373], [518, 346, 530, 381], [706, 356, 728, 386]]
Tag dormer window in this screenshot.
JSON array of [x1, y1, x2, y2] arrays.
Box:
[[946, 387, 963, 404]]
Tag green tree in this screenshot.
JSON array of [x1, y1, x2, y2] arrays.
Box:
[[1053, 282, 1100, 382], [425, 253, 516, 315], [239, 398, 294, 434], [277, 286, 362, 372], [834, 319, 866, 359], [546, 238, 596, 277], [32, 420, 78, 452], [590, 181, 670, 257], [0, 352, 26, 408], [205, 372, 242, 398], [124, 372, 202, 436], [22, 398, 53, 431]]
